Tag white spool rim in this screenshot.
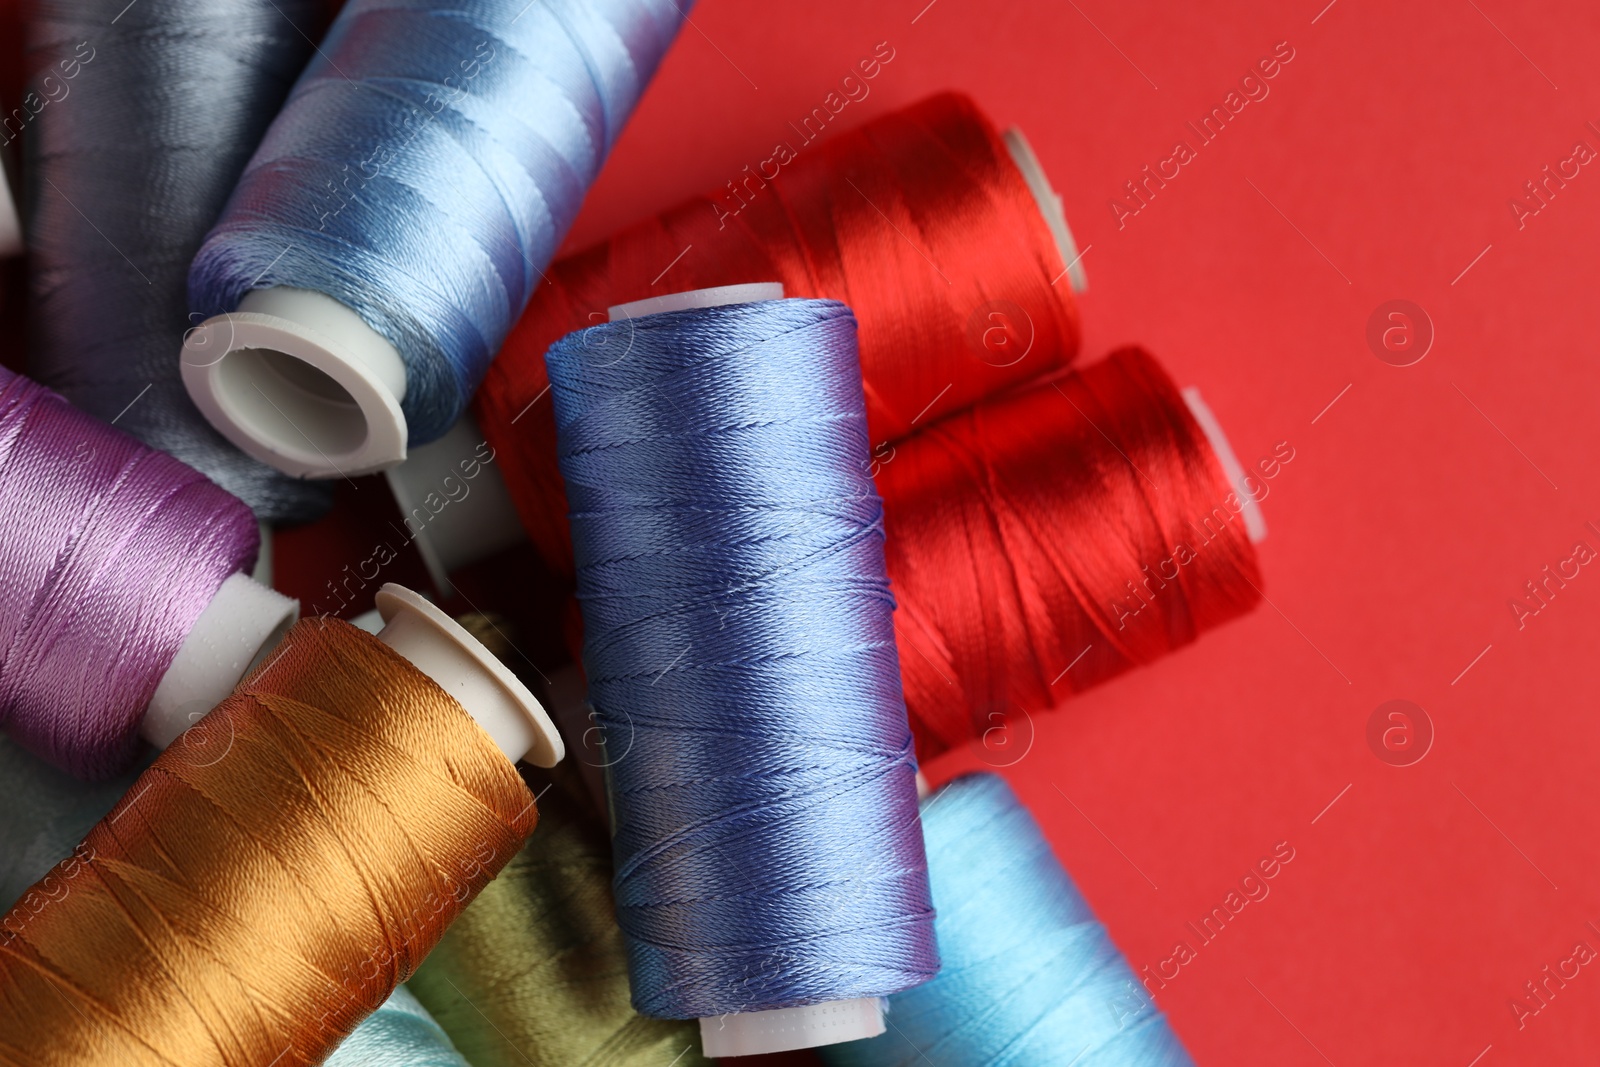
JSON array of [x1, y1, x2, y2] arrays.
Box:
[[1182, 387, 1268, 545], [0, 162, 21, 258], [383, 415, 526, 598], [374, 584, 563, 767], [142, 573, 299, 749], [1002, 127, 1087, 294], [699, 998, 887, 1058], [609, 282, 785, 320], [181, 287, 409, 478]]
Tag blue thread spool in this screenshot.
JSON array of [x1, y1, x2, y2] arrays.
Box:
[[181, 0, 689, 479], [325, 986, 472, 1067], [547, 286, 939, 1058], [821, 773, 1195, 1067]]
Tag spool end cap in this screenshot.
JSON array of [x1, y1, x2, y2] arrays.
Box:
[[374, 584, 563, 767], [699, 998, 886, 1058], [0, 166, 21, 258], [181, 287, 409, 479]]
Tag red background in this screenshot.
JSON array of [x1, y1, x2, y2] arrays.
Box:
[[8, 2, 1600, 1064]]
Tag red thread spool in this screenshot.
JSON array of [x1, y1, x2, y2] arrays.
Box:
[[476, 92, 1080, 578], [880, 346, 1263, 762]]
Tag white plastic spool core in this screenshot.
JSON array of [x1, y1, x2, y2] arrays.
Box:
[[142, 573, 299, 749], [373, 584, 563, 767], [1182, 387, 1268, 545], [384, 415, 527, 597], [1002, 127, 1087, 294], [612, 283, 886, 1057], [0, 161, 21, 258], [608, 282, 784, 320], [181, 287, 408, 478]]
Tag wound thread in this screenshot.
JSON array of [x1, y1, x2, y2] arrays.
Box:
[[27, 0, 332, 522], [0, 617, 536, 1067], [821, 773, 1194, 1067], [0, 367, 258, 779], [410, 768, 710, 1067], [190, 0, 691, 445], [881, 347, 1263, 761], [549, 298, 938, 1019], [478, 91, 1080, 574]]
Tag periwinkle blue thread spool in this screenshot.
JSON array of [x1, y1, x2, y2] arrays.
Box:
[[182, 0, 689, 480], [821, 773, 1195, 1067], [27, 0, 332, 524], [547, 287, 939, 1058]]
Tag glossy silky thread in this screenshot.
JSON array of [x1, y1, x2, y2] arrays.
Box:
[[0, 618, 538, 1067], [0, 740, 453, 1067], [410, 768, 710, 1066], [0, 367, 258, 780], [879, 347, 1263, 761], [324, 987, 473, 1067], [189, 0, 690, 445], [548, 299, 938, 1018], [478, 91, 1080, 574], [28, 0, 331, 522], [822, 774, 1195, 1067]]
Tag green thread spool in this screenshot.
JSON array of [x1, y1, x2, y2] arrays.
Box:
[[410, 768, 709, 1067]]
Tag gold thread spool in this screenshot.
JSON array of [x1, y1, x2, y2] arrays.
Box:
[[410, 765, 710, 1067], [0, 617, 538, 1067]]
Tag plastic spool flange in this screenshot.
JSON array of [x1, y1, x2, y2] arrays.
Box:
[[1182, 387, 1268, 545], [373, 584, 563, 767], [383, 416, 531, 598], [181, 287, 409, 478], [1003, 127, 1087, 294], [380, 283, 789, 594], [142, 573, 299, 748], [146, 582, 562, 769], [0, 161, 21, 258]]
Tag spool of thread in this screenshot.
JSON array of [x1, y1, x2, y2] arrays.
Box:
[[27, 0, 332, 523], [0, 735, 476, 1067], [820, 773, 1195, 1067], [0, 366, 298, 779], [182, 0, 692, 478], [325, 987, 474, 1067], [550, 291, 937, 1057], [880, 346, 1264, 762], [474, 90, 1084, 576], [0, 584, 563, 1067], [0, 740, 473, 1067], [409, 766, 710, 1067]]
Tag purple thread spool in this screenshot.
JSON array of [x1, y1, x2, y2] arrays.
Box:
[[0, 368, 294, 779]]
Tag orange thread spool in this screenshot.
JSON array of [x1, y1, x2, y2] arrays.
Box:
[[0, 618, 537, 1067]]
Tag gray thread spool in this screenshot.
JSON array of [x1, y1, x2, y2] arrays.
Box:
[[26, 0, 332, 523]]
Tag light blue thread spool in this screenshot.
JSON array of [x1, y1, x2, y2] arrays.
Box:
[[821, 773, 1195, 1067], [183, 0, 689, 479]]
